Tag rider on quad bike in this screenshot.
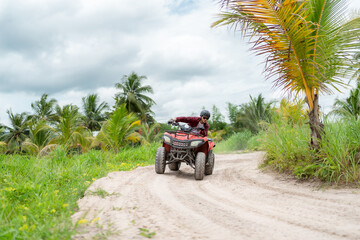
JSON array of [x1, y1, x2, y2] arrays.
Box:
[[172, 110, 210, 137], [155, 110, 215, 180]]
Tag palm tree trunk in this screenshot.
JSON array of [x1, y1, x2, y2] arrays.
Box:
[[308, 94, 324, 150]]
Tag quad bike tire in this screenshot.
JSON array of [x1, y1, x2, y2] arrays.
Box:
[[155, 147, 166, 174], [195, 152, 206, 180], [168, 162, 181, 171], [205, 150, 215, 175]]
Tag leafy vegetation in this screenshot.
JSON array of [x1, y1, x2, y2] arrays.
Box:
[[0, 144, 159, 240], [114, 72, 155, 124], [214, 0, 360, 149]]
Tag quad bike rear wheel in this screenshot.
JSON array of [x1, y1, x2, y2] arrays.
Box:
[[205, 150, 215, 175], [155, 147, 166, 174], [195, 152, 205, 180], [168, 162, 181, 171]]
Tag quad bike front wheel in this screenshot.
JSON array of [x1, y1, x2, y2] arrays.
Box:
[[155, 147, 166, 174], [168, 162, 181, 171], [205, 150, 215, 175], [195, 152, 205, 180]]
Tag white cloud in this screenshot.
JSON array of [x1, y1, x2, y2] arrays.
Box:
[[0, 0, 359, 126]]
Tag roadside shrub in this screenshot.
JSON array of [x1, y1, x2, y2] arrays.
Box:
[[214, 130, 253, 153], [317, 119, 360, 183], [262, 111, 312, 174]]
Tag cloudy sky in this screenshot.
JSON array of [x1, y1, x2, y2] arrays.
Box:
[[0, 0, 359, 125]]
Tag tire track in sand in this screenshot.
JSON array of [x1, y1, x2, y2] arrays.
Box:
[[72, 152, 360, 240]]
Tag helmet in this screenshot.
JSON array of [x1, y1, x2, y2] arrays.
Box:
[[200, 110, 210, 119]]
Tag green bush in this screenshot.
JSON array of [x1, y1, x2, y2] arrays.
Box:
[[261, 111, 360, 184], [214, 130, 253, 153]]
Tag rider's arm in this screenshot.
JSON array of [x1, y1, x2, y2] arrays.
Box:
[[175, 117, 199, 125]]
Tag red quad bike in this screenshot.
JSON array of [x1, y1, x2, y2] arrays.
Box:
[[155, 120, 215, 180]]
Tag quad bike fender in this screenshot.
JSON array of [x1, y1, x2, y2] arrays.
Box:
[[163, 142, 171, 153], [208, 140, 215, 150]]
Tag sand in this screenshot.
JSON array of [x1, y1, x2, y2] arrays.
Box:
[[72, 152, 360, 240]]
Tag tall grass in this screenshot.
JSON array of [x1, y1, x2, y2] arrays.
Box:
[[317, 119, 360, 183], [262, 113, 312, 172], [262, 112, 360, 184], [214, 130, 253, 153], [0, 143, 159, 239]]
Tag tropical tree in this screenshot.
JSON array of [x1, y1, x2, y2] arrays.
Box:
[[278, 98, 308, 126], [1, 110, 30, 153], [236, 94, 274, 133], [30, 93, 58, 123], [330, 84, 360, 120], [114, 72, 155, 122], [350, 52, 360, 81], [213, 0, 360, 149], [209, 105, 227, 131], [47, 104, 91, 152], [81, 93, 109, 131], [22, 120, 54, 155], [97, 104, 141, 153], [139, 123, 161, 145]]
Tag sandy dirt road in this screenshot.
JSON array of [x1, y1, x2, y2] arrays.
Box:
[[72, 152, 360, 240]]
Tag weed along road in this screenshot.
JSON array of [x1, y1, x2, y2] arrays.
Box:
[[72, 152, 360, 240]]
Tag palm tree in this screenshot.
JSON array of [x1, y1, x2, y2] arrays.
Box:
[[278, 98, 308, 126], [81, 93, 109, 131], [22, 120, 54, 155], [139, 123, 161, 145], [47, 104, 91, 152], [236, 94, 274, 133], [350, 52, 360, 81], [114, 72, 155, 122], [1, 110, 30, 153], [30, 93, 57, 123], [96, 104, 141, 153], [330, 84, 360, 120], [213, 0, 360, 149]]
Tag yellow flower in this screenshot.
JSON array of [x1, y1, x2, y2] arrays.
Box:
[[84, 181, 91, 185], [77, 219, 88, 224], [92, 178, 96, 181], [19, 224, 28, 231], [23, 206, 29, 211], [73, 188, 77, 191], [62, 204, 69, 208], [91, 217, 100, 223], [50, 209, 56, 213]]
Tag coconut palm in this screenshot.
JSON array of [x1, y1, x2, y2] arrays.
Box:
[[350, 52, 360, 81], [1, 110, 30, 153], [22, 120, 54, 155], [96, 104, 141, 153], [139, 123, 161, 145], [81, 93, 109, 131], [30, 93, 57, 123], [47, 104, 91, 152], [278, 98, 308, 126], [330, 84, 360, 120], [114, 72, 155, 122], [236, 94, 274, 133], [213, 0, 360, 149]]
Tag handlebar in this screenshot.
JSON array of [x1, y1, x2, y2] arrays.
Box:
[[167, 120, 204, 136]]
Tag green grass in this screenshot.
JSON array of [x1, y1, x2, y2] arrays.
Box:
[[261, 113, 360, 185], [214, 130, 253, 153], [0, 143, 159, 239]]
